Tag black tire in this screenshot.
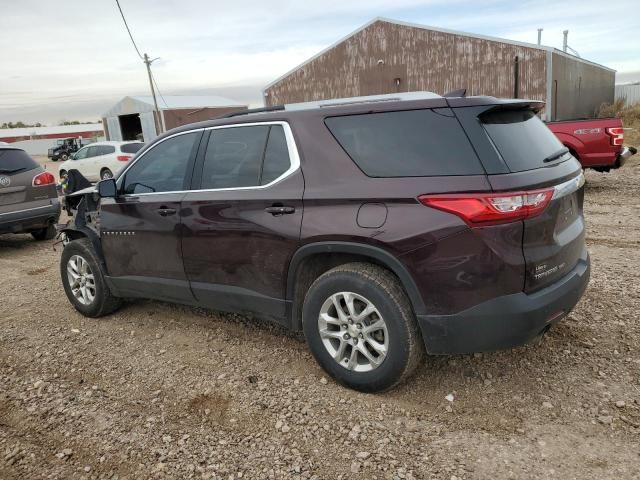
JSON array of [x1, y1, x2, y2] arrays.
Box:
[[100, 168, 113, 180], [302, 262, 424, 392], [60, 152, 69, 161], [31, 223, 56, 241], [51, 158, 59, 162], [59, 170, 67, 180], [60, 238, 122, 317]]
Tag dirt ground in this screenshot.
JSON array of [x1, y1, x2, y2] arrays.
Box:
[[1, 156, 639, 480]]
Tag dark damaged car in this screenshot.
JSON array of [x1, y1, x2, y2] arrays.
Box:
[[57, 92, 590, 392]]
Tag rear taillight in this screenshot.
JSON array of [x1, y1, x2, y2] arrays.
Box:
[[606, 127, 624, 146], [419, 189, 554, 226], [32, 171, 56, 187], [117, 155, 132, 162]]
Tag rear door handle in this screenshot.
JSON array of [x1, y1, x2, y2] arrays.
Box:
[[157, 207, 177, 216], [264, 205, 295, 215]]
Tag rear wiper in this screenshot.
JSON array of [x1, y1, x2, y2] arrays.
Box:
[[543, 147, 569, 163], [0, 167, 27, 174]]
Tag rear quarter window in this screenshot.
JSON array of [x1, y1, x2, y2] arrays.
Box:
[[0, 149, 40, 175], [481, 109, 567, 172], [121, 143, 144, 154], [325, 109, 484, 177]]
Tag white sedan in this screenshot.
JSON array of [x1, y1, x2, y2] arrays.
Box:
[[58, 141, 144, 182]]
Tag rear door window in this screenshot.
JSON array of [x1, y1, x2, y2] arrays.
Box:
[[201, 126, 270, 189], [325, 109, 483, 177], [261, 125, 291, 185], [0, 149, 39, 175], [481, 109, 568, 172]]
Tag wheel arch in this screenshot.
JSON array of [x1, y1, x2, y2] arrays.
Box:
[[59, 225, 106, 268], [286, 242, 426, 330]]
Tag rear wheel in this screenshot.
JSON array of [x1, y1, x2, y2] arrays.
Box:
[[60, 238, 122, 317], [31, 223, 56, 241], [60, 152, 69, 161], [100, 168, 113, 180], [302, 262, 424, 392]]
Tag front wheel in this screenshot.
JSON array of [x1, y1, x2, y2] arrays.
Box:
[[302, 263, 424, 392], [60, 238, 122, 317]]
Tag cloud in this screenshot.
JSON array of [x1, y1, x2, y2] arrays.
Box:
[[1, 0, 637, 123]]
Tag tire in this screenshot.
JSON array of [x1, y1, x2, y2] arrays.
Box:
[[60, 238, 122, 317], [302, 262, 424, 392], [59, 170, 67, 180], [51, 158, 59, 162], [100, 168, 113, 180], [60, 153, 69, 161], [31, 223, 56, 241]]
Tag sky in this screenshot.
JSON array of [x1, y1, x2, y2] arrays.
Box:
[[1, 0, 639, 124]]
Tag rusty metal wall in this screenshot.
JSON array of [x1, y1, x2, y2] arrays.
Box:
[[162, 106, 248, 131], [265, 21, 548, 107], [550, 53, 615, 120]]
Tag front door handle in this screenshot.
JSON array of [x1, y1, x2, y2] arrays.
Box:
[[264, 205, 295, 216], [157, 207, 177, 216]]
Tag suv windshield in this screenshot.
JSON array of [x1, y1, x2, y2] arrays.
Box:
[[481, 109, 568, 172], [0, 149, 40, 175]]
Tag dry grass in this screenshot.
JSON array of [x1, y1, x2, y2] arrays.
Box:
[[596, 98, 640, 146]]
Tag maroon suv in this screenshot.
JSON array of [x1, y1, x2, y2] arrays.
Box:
[[58, 92, 590, 392]]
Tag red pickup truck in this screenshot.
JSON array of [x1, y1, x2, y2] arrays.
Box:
[[547, 118, 637, 172]]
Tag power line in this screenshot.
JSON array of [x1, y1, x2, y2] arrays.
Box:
[[150, 70, 168, 109], [114, 0, 143, 59]]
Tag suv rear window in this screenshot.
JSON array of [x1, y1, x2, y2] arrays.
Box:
[[0, 149, 39, 175], [121, 143, 144, 154], [325, 109, 483, 177], [481, 109, 567, 172]]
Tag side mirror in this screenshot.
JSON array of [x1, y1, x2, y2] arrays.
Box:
[[97, 178, 117, 198]]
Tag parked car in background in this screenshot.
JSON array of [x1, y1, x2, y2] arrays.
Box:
[[48, 137, 85, 162], [547, 118, 636, 171], [58, 141, 144, 182], [58, 92, 589, 392], [0, 146, 60, 240]]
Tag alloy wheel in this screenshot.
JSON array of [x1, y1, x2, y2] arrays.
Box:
[[318, 291, 389, 372], [67, 255, 96, 305]]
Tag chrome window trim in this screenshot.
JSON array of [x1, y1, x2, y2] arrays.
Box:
[[116, 121, 301, 197], [551, 171, 585, 200]]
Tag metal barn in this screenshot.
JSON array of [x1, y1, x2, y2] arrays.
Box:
[[102, 95, 247, 143], [263, 18, 615, 121]]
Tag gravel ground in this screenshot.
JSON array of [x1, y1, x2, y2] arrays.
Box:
[[1, 157, 639, 479]]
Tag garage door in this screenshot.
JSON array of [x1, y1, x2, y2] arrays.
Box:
[[140, 112, 157, 142]]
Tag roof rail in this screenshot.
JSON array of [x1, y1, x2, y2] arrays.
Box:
[[284, 91, 441, 111], [221, 105, 285, 118]]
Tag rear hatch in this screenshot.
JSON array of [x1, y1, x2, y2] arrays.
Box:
[[475, 105, 586, 292], [0, 148, 54, 214]]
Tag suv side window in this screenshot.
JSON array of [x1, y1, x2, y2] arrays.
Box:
[[325, 109, 484, 177], [99, 145, 116, 156], [201, 126, 270, 189], [121, 132, 199, 195]]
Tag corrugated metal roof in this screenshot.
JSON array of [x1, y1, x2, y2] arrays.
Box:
[[131, 95, 245, 109], [264, 17, 615, 91], [103, 95, 246, 118], [0, 123, 103, 139]]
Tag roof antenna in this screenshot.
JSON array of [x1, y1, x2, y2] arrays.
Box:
[[444, 88, 467, 98]]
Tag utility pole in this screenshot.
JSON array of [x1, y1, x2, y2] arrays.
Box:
[[143, 53, 162, 134]]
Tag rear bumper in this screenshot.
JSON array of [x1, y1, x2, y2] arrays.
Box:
[[0, 200, 61, 234], [417, 252, 590, 354], [617, 146, 637, 167]]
